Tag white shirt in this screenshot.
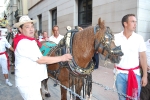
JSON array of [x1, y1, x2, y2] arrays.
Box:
[[49, 34, 64, 44], [15, 39, 48, 86], [145, 39, 150, 73], [0, 36, 11, 52], [114, 31, 146, 75]]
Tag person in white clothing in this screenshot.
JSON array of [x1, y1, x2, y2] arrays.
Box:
[[39, 31, 49, 42], [114, 14, 147, 100], [0, 30, 14, 86], [49, 25, 64, 44], [140, 39, 150, 100], [13, 15, 72, 100]]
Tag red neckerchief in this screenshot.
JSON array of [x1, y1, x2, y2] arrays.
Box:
[[13, 34, 42, 50], [115, 66, 139, 100]]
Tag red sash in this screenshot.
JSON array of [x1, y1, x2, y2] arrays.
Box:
[[116, 66, 139, 100], [0, 51, 10, 70], [13, 34, 42, 50]]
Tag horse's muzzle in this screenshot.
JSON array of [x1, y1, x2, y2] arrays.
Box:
[[112, 46, 124, 56], [110, 46, 123, 64]]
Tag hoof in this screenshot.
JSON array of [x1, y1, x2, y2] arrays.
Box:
[[45, 93, 51, 97], [11, 72, 15, 74]]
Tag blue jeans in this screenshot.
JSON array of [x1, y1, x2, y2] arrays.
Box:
[[115, 73, 141, 100]]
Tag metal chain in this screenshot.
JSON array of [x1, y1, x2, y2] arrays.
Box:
[[92, 81, 135, 100], [49, 75, 136, 100], [48, 76, 85, 100]]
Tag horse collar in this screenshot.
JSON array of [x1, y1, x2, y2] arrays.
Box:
[[63, 26, 94, 75]]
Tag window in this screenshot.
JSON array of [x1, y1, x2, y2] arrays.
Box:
[[78, 0, 92, 28], [52, 9, 57, 27], [38, 14, 42, 36]]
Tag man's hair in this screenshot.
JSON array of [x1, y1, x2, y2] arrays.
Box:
[[42, 31, 47, 34], [122, 14, 135, 27], [52, 25, 59, 31]]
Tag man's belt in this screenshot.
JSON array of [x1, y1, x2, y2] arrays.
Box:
[[116, 66, 139, 100]]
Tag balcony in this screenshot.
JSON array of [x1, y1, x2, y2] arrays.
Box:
[[14, 9, 22, 18]]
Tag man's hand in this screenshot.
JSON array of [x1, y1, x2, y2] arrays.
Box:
[[61, 54, 72, 62], [141, 75, 148, 87]]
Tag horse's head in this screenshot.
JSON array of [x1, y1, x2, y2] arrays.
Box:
[[94, 18, 123, 64]]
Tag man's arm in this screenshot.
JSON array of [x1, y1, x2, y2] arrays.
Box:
[[9, 46, 14, 52], [140, 51, 148, 86], [36, 54, 72, 64]]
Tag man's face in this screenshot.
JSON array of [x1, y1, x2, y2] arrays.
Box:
[[19, 22, 35, 38], [43, 32, 48, 38], [125, 16, 137, 31], [53, 27, 59, 37]]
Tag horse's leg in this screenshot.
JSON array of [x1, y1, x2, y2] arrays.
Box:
[[86, 74, 92, 100], [41, 78, 51, 97], [60, 81, 68, 100], [75, 78, 83, 100], [59, 68, 69, 100]]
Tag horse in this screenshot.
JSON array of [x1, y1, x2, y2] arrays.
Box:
[[41, 18, 123, 100]]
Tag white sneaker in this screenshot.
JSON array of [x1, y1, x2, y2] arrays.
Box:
[[6, 81, 13, 86]]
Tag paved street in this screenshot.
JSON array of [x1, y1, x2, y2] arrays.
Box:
[[0, 64, 118, 100]]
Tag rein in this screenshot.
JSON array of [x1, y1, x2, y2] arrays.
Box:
[[94, 25, 123, 63]]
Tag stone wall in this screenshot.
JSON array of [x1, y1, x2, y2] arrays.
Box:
[[28, 0, 150, 40]]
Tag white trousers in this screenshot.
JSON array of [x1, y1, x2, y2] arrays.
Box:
[[17, 82, 42, 100], [0, 54, 8, 74]]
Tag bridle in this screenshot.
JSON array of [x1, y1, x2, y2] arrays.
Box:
[[94, 25, 123, 63]]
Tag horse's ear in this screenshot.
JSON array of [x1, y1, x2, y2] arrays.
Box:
[[98, 18, 102, 25], [98, 17, 105, 29]]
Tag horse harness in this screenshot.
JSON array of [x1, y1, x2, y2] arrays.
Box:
[[94, 25, 123, 63], [46, 25, 123, 80]]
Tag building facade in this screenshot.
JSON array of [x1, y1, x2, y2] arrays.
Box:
[[4, 0, 28, 27], [28, 0, 150, 40], [4, 0, 17, 27]]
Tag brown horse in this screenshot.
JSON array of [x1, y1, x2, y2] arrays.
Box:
[[41, 18, 123, 100]]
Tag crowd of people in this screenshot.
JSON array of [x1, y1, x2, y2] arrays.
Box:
[[0, 14, 150, 100]]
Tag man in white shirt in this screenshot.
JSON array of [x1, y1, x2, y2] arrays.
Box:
[[114, 14, 147, 100], [0, 30, 14, 86], [49, 25, 64, 44], [13, 15, 72, 100]]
